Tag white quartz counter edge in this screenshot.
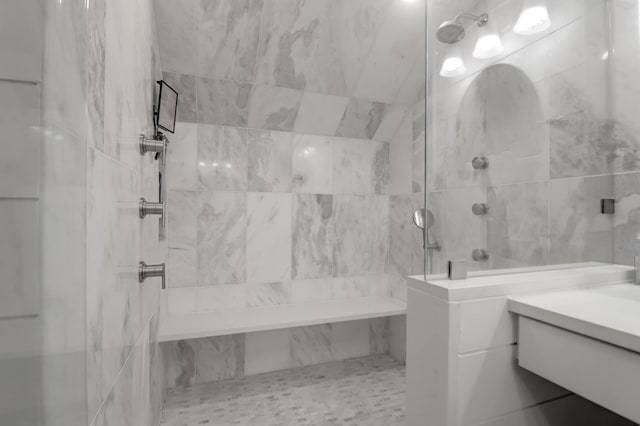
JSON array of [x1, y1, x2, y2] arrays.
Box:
[[409, 264, 633, 301], [509, 284, 640, 354]]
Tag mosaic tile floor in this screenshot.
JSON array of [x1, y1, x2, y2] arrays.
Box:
[[160, 355, 406, 426]]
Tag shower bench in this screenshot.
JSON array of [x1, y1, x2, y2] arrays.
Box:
[[157, 296, 406, 342]]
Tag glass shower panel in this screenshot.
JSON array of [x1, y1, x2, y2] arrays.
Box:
[[424, 0, 614, 275], [0, 1, 88, 425]]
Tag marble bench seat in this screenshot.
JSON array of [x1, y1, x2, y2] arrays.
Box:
[[157, 296, 407, 343]]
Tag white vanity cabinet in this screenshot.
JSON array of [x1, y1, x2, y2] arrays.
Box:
[[406, 264, 636, 426]]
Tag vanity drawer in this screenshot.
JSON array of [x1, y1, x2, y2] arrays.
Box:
[[458, 297, 517, 354]]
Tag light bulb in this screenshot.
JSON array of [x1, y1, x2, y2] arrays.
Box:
[[514, 0, 551, 35], [473, 23, 504, 59], [440, 46, 466, 78]]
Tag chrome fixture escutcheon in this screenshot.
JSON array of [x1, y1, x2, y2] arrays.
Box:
[[472, 157, 489, 170], [472, 203, 489, 216], [138, 262, 166, 289], [472, 249, 489, 262]]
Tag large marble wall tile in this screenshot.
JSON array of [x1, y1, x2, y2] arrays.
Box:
[[291, 324, 333, 367], [333, 195, 389, 276], [0, 0, 43, 82], [194, 334, 245, 383], [388, 194, 417, 278], [167, 122, 198, 191], [292, 194, 334, 280], [246, 193, 292, 283], [549, 176, 613, 263], [373, 105, 409, 142], [162, 73, 197, 123], [0, 199, 39, 318], [292, 134, 333, 194], [333, 138, 389, 195], [290, 278, 333, 303], [198, 191, 246, 285], [488, 182, 549, 269], [335, 99, 387, 139], [331, 276, 372, 299], [331, 319, 370, 360], [154, 0, 197, 75], [198, 125, 248, 191], [255, 0, 346, 96], [353, 0, 424, 104], [247, 129, 292, 192], [196, 285, 247, 312], [614, 172, 640, 266], [246, 282, 291, 307], [550, 110, 613, 179], [196, 0, 263, 83], [388, 315, 406, 363], [247, 84, 302, 132], [389, 114, 413, 195], [168, 191, 197, 287], [293, 92, 349, 136], [86, 0, 105, 153], [161, 340, 196, 388], [244, 329, 293, 375], [369, 317, 390, 355], [0, 81, 40, 198], [197, 77, 251, 127], [484, 65, 547, 186]]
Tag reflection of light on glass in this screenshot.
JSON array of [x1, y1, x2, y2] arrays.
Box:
[[225, 163, 232, 169], [302, 147, 316, 158], [513, 0, 551, 35], [212, 162, 219, 167], [473, 21, 504, 59], [602, 51, 609, 61], [199, 161, 205, 167], [440, 46, 466, 78]]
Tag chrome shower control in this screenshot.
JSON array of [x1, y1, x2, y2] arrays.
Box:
[[472, 249, 489, 262], [139, 198, 165, 219], [138, 262, 166, 289], [472, 157, 489, 169], [139, 134, 167, 155], [472, 203, 489, 216]]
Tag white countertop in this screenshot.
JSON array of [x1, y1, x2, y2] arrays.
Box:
[[409, 263, 633, 301], [509, 284, 640, 353]]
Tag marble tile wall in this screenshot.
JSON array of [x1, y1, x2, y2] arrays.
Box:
[[153, 0, 425, 141], [161, 316, 400, 388], [404, 0, 618, 274]]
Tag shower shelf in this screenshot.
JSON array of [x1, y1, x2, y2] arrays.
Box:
[[157, 296, 406, 343]]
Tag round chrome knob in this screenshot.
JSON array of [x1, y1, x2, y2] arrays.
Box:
[[472, 203, 489, 216], [472, 157, 489, 170], [472, 249, 489, 262]]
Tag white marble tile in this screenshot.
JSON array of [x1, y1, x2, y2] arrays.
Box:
[[389, 113, 413, 195], [247, 84, 302, 132], [246, 282, 292, 307], [167, 122, 198, 191], [165, 288, 197, 314], [0, 199, 39, 318], [197, 77, 252, 127], [197, 125, 248, 192], [614, 172, 640, 266], [168, 190, 197, 288], [247, 129, 292, 192], [333, 195, 389, 276], [244, 329, 293, 375], [0, 80, 40, 198], [198, 191, 246, 285], [388, 194, 418, 278], [255, 0, 347, 95], [333, 138, 389, 195], [549, 176, 613, 264], [331, 276, 372, 300], [246, 193, 292, 283], [369, 317, 390, 355], [291, 324, 333, 367], [292, 134, 333, 194], [196, 285, 247, 312], [331, 320, 370, 360], [374, 105, 410, 142], [292, 194, 334, 280], [168, 247, 197, 288], [196, 0, 263, 83], [154, 0, 197, 75], [488, 182, 549, 269], [388, 315, 406, 363], [293, 92, 349, 136], [0, 0, 43, 82], [194, 335, 244, 383], [336, 99, 387, 139], [290, 278, 333, 303], [162, 340, 196, 388]]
